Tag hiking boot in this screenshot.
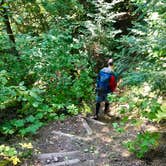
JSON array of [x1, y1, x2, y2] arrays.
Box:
[[104, 109, 109, 114], [104, 111, 112, 118], [93, 115, 99, 120]]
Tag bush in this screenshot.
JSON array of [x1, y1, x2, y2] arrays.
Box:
[[124, 132, 160, 158]]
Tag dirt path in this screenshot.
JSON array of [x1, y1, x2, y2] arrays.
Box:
[[26, 114, 166, 166]]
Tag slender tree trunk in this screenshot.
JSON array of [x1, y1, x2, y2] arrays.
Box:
[[1, 0, 19, 56]]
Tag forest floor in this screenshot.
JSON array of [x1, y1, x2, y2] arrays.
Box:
[[23, 109, 166, 166]]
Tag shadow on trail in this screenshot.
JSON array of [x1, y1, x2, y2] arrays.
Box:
[[97, 114, 121, 124]]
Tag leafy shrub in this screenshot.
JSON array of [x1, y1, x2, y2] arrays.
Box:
[[124, 132, 160, 158], [156, 103, 166, 122], [0, 145, 20, 165], [108, 84, 164, 158], [0, 13, 94, 137], [0, 142, 34, 166], [67, 104, 79, 116], [0, 70, 59, 136], [112, 122, 125, 133]]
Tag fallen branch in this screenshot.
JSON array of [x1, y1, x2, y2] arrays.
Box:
[[85, 117, 106, 126], [51, 131, 91, 141], [81, 118, 93, 135], [45, 159, 80, 166], [37, 151, 80, 160]]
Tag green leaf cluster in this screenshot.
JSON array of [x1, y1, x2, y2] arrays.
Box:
[[0, 145, 20, 165], [124, 132, 160, 158]]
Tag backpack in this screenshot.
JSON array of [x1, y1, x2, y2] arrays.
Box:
[[97, 68, 117, 95]]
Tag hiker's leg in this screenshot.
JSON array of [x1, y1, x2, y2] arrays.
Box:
[[95, 94, 103, 119], [104, 102, 109, 114], [95, 102, 100, 119], [104, 93, 110, 114]]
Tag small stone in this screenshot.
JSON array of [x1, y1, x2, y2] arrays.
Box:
[[53, 157, 59, 162], [46, 159, 51, 164], [84, 149, 89, 153]]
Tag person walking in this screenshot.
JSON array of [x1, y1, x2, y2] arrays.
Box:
[[94, 59, 117, 120]]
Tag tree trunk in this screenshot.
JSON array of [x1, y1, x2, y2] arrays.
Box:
[[1, 0, 19, 56]]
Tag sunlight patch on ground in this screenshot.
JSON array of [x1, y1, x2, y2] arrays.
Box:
[[100, 136, 113, 143], [101, 127, 110, 133], [145, 125, 158, 132], [100, 153, 107, 158], [121, 150, 131, 157], [95, 132, 113, 143]]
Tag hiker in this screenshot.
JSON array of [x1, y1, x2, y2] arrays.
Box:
[[94, 58, 117, 120]]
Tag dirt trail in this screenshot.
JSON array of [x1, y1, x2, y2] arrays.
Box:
[[27, 114, 166, 166]]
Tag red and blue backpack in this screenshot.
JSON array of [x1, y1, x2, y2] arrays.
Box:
[[97, 67, 117, 94]]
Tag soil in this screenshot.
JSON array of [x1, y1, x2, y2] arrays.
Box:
[[22, 112, 166, 166]]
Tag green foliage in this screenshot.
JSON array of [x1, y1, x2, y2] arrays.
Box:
[[0, 1, 94, 137], [112, 122, 125, 133], [0, 142, 33, 165], [156, 102, 166, 122], [0, 145, 20, 165], [109, 85, 163, 121], [0, 34, 12, 51], [84, 0, 122, 51], [0, 66, 58, 136], [108, 85, 164, 158], [113, 1, 166, 139], [41, 0, 84, 18], [67, 104, 79, 116], [1, 115, 43, 136], [124, 132, 160, 158], [117, 0, 166, 91]]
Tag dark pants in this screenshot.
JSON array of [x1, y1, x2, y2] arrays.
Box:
[[95, 102, 109, 117], [95, 92, 110, 118]]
